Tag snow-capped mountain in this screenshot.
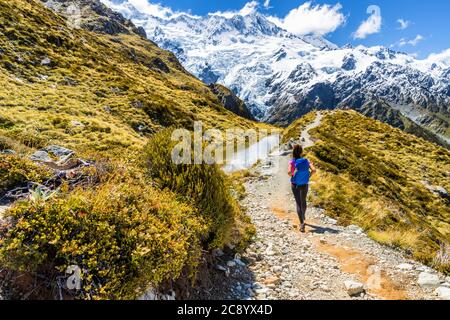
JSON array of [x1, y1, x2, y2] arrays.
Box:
[[103, 1, 450, 144]]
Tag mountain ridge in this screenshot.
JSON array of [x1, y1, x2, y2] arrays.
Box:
[[105, 1, 450, 146]]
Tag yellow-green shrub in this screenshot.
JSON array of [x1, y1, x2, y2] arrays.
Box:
[[0, 169, 206, 299], [0, 154, 51, 194], [144, 129, 241, 248]]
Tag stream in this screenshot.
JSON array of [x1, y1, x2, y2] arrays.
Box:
[[223, 134, 281, 173]]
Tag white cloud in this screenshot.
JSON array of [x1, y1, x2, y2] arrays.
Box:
[[240, 1, 259, 15], [397, 19, 410, 30], [263, 0, 271, 9], [408, 34, 424, 46], [353, 5, 382, 39], [395, 34, 424, 47], [267, 2, 346, 36], [425, 48, 450, 66], [100, 0, 174, 19], [209, 1, 259, 18]]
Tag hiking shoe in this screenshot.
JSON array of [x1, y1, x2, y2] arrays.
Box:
[[300, 224, 306, 233]]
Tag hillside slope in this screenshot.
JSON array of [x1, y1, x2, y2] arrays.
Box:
[[0, 0, 262, 158]]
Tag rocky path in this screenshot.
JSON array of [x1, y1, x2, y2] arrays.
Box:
[[210, 113, 449, 300]]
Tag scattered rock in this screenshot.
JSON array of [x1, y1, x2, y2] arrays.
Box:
[[70, 120, 85, 128], [344, 280, 365, 296], [397, 263, 414, 271], [30, 150, 53, 162], [234, 258, 246, 267], [347, 225, 364, 234], [227, 260, 237, 268], [212, 248, 224, 257], [434, 287, 450, 300], [327, 218, 338, 225], [1, 149, 16, 154], [40, 57, 51, 66], [263, 276, 280, 286], [418, 272, 440, 288]]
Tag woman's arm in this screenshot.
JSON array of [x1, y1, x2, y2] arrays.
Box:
[[309, 161, 317, 176], [288, 161, 294, 177]]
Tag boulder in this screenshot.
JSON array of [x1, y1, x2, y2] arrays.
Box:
[[30, 150, 53, 162], [43, 145, 74, 158], [434, 287, 450, 300], [344, 280, 365, 296], [418, 272, 440, 288]]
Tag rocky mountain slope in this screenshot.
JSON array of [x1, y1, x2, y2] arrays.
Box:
[[105, 1, 450, 145]]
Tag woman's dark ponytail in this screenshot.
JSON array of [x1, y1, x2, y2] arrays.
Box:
[[293, 145, 303, 159]]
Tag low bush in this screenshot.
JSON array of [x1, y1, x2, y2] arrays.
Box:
[[0, 154, 51, 194], [144, 129, 244, 249], [0, 168, 206, 299]]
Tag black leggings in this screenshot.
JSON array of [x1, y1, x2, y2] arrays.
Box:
[[291, 184, 309, 225]]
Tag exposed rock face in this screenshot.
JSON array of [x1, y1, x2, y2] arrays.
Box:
[[209, 84, 255, 120], [41, 0, 147, 37]]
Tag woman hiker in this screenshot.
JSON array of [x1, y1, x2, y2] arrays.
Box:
[[288, 145, 316, 233]]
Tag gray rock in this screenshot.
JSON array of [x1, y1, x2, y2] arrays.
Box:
[[1, 149, 15, 154], [344, 280, 365, 296], [418, 272, 440, 288], [70, 120, 85, 128], [41, 57, 51, 66], [347, 225, 364, 234], [446, 276, 450, 283], [327, 217, 338, 225], [43, 145, 74, 158], [30, 150, 53, 162], [212, 248, 224, 257], [226, 260, 237, 268], [397, 263, 414, 271], [434, 287, 450, 300]]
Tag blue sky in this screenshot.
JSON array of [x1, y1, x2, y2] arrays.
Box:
[[120, 0, 450, 59]]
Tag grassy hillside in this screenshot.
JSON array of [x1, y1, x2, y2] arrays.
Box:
[[0, 0, 266, 158], [0, 0, 269, 299], [292, 111, 449, 272]]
